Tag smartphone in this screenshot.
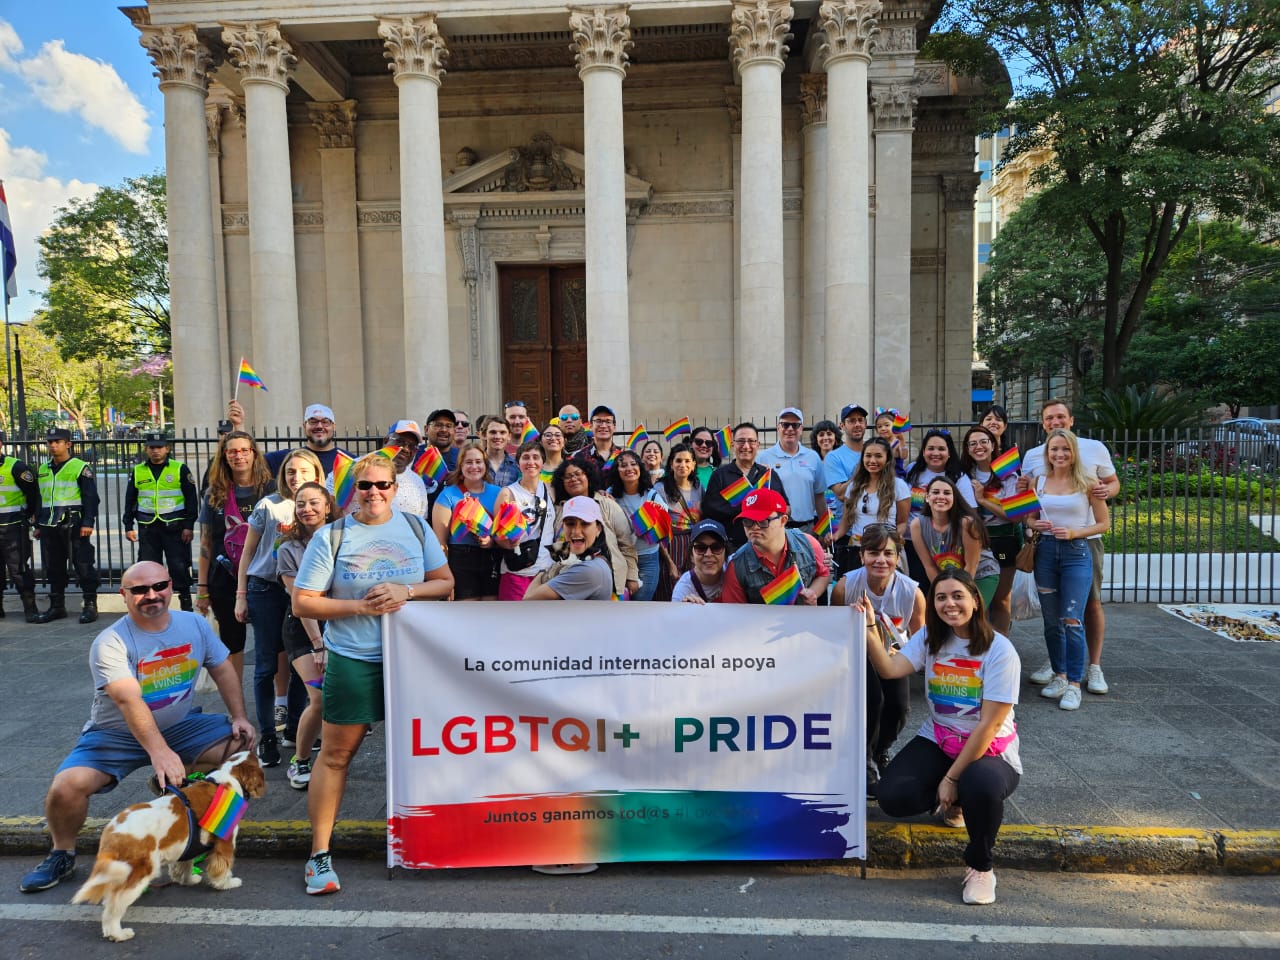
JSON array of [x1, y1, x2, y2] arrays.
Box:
[[217, 419, 233, 435]]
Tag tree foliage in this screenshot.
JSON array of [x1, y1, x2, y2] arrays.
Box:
[[35, 172, 169, 361], [940, 0, 1280, 389]]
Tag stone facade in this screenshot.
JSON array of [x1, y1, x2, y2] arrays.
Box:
[[131, 0, 984, 431]]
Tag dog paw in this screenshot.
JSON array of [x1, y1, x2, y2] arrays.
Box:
[[105, 928, 135, 942]]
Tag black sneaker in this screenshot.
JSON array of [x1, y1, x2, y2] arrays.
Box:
[[866, 758, 880, 800], [257, 736, 281, 768], [19, 850, 76, 892]]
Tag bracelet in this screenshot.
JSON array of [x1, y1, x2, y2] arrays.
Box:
[[1067, 529, 1074, 540], [197, 582, 208, 587], [235, 590, 248, 596], [943, 774, 959, 785], [406, 583, 414, 601], [196, 593, 210, 600]]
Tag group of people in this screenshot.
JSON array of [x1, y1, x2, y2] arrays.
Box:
[[17, 391, 1117, 908]]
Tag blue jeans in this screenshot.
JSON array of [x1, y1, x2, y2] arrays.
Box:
[[633, 550, 660, 602], [247, 576, 305, 736], [1034, 537, 1092, 684]]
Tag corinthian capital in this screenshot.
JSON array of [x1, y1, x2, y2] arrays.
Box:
[[569, 6, 633, 77], [799, 74, 827, 126], [221, 21, 296, 90], [729, 0, 794, 71], [378, 15, 448, 84], [136, 24, 213, 92], [309, 100, 358, 149], [871, 82, 917, 130], [817, 0, 882, 67], [206, 102, 224, 154]]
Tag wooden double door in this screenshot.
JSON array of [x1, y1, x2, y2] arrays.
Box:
[[498, 264, 587, 429]]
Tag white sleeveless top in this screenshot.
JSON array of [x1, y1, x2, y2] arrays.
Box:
[[1035, 476, 1096, 530], [841, 568, 919, 640]]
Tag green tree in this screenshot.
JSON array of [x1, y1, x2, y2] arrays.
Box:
[[34, 172, 169, 361], [938, 0, 1280, 389]]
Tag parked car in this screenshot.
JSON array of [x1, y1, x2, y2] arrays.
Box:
[[1212, 419, 1280, 469]]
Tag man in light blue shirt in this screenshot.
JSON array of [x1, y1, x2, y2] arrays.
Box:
[[759, 407, 825, 528], [824, 402, 869, 500]]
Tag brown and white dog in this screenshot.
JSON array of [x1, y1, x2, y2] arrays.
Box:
[[72, 750, 266, 942]]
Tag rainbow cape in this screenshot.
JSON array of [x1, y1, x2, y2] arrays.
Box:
[[331, 451, 356, 511], [721, 474, 753, 507], [520, 422, 540, 444], [236, 358, 267, 392], [629, 500, 672, 544], [411, 446, 446, 485], [760, 565, 802, 605], [910, 486, 927, 512], [999, 489, 1041, 520], [813, 511, 832, 538], [933, 550, 965, 570], [449, 497, 493, 540], [198, 783, 248, 840], [626, 425, 649, 452], [715, 426, 733, 459], [493, 500, 528, 543], [893, 412, 911, 433], [663, 417, 692, 443], [991, 445, 1021, 480]]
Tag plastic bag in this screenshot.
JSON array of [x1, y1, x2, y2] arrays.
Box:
[[1010, 570, 1042, 621]]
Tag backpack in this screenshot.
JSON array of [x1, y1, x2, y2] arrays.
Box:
[[328, 512, 428, 563], [222, 491, 251, 570]]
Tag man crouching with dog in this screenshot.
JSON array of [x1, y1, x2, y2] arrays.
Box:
[[18, 561, 256, 893]]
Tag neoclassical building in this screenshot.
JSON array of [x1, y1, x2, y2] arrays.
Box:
[[129, 0, 984, 431]]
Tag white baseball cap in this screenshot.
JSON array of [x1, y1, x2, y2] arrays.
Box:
[[561, 496, 603, 524], [304, 403, 335, 422]]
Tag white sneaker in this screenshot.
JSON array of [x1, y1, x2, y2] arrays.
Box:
[[1029, 661, 1055, 685], [1040, 675, 1069, 699], [962, 867, 997, 905], [1059, 685, 1082, 711], [1086, 664, 1109, 695]]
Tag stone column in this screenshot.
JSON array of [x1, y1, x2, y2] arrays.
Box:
[[942, 173, 981, 421], [817, 0, 879, 415], [729, 0, 793, 418], [871, 82, 917, 410], [725, 85, 742, 407], [378, 15, 451, 418], [799, 74, 827, 420], [221, 21, 302, 428], [308, 100, 367, 427], [135, 23, 218, 432], [206, 103, 233, 412], [570, 6, 634, 426]]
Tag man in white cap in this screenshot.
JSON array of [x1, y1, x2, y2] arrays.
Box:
[[383, 419, 430, 518], [760, 407, 826, 536], [226, 401, 349, 478]]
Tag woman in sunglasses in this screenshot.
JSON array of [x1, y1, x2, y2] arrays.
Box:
[[831, 437, 910, 575], [670, 518, 728, 603], [689, 426, 721, 489], [293, 453, 452, 895], [431, 441, 502, 601]]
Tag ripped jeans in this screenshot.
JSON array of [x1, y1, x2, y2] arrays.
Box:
[[1034, 537, 1092, 684]]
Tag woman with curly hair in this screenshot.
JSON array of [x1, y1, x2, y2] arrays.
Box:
[[550, 458, 639, 598]]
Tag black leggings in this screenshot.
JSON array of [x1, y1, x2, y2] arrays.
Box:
[[877, 735, 1020, 872], [866, 666, 910, 761]]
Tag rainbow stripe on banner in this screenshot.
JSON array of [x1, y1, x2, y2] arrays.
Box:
[[716, 426, 733, 459], [626, 425, 649, 452], [721, 474, 752, 507], [933, 550, 965, 570], [813, 511, 832, 538], [493, 501, 528, 543], [332, 451, 355, 511], [237, 358, 267, 392], [760, 565, 802, 605], [630, 500, 672, 544], [892, 412, 910, 433], [663, 418, 692, 443], [411, 446, 446, 485], [910, 486, 926, 512], [520, 422, 540, 444], [999, 489, 1041, 520], [197, 784, 247, 840], [450, 497, 493, 540], [991, 445, 1021, 479]]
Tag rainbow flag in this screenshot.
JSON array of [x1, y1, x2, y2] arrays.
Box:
[[449, 497, 493, 540], [910, 486, 926, 512], [331, 451, 355, 511], [236, 358, 267, 392], [813, 511, 832, 537], [999, 489, 1041, 520], [411, 446, 446, 485], [375, 444, 402, 461], [760, 565, 802, 605], [626, 425, 649, 452], [933, 550, 965, 570], [493, 500, 528, 543], [520, 422, 540, 444], [991, 445, 1021, 479], [663, 418, 692, 443], [539, 467, 555, 485], [754, 468, 773, 490], [602, 448, 619, 469], [197, 783, 248, 840], [629, 500, 672, 544], [715, 426, 733, 459], [721, 474, 753, 507], [892, 412, 910, 433]]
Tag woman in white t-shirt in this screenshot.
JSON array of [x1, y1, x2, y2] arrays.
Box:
[[832, 438, 911, 574], [864, 568, 1021, 906], [493, 441, 556, 601]]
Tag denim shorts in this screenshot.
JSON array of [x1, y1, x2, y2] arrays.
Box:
[[57, 711, 235, 793]]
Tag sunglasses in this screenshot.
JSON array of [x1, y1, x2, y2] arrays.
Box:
[[357, 479, 395, 490], [691, 437, 713, 446], [862, 492, 871, 514], [742, 515, 780, 529], [691, 541, 725, 554], [456, 420, 470, 428], [778, 422, 802, 431], [559, 412, 581, 421], [126, 580, 171, 596], [504, 400, 527, 409]]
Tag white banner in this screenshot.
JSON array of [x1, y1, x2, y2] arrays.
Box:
[[383, 602, 866, 868]]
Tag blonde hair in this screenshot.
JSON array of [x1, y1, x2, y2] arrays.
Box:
[[1044, 429, 1095, 494], [352, 452, 398, 483]]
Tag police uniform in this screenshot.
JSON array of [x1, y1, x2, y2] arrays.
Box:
[[0, 453, 41, 621], [123, 434, 198, 610], [34, 429, 101, 624]]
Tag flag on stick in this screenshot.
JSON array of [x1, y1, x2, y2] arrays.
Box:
[[663, 418, 692, 443], [0, 180, 18, 305]]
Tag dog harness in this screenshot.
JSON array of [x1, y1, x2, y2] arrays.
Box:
[[165, 781, 216, 862]]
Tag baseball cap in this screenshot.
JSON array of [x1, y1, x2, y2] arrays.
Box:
[[304, 403, 335, 422], [778, 407, 804, 423], [689, 519, 727, 542], [46, 428, 72, 442], [589, 405, 616, 420], [737, 488, 788, 522], [144, 432, 170, 447], [561, 496, 603, 524], [388, 419, 423, 441], [426, 408, 457, 425], [840, 403, 869, 420]]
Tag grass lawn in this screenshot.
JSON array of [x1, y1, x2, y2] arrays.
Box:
[[1105, 498, 1280, 553]]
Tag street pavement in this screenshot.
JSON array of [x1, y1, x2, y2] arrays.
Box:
[[0, 594, 1277, 873]]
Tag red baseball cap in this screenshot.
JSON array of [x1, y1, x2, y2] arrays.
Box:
[[736, 488, 788, 522]]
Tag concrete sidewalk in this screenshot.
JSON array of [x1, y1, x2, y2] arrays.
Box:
[[0, 597, 1276, 874]]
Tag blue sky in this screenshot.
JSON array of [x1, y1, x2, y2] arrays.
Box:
[[1, 2, 164, 324]]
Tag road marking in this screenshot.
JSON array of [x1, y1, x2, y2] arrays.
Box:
[[2, 904, 1278, 948], [738, 877, 755, 894]]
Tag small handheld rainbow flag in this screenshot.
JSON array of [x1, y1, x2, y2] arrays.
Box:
[[754, 468, 773, 490], [663, 417, 692, 443], [892, 412, 911, 433], [520, 422, 540, 444], [236, 358, 268, 392], [331, 451, 355, 511], [813, 511, 832, 538], [540, 467, 555, 484], [999, 489, 1041, 520], [760, 565, 802, 605], [493, 500, 528, 543], [375, 443, 402, 461], [626, 425, 649, 452], [197, 783, 248, 840], [933, 550, 965, 570], [449, 497, 493, 540], [721, 474, 753, 507], [910, 486, 927, 512], [715, 425, 733, 459], [411, 446, 446, 485], [991, 445, 1021, 479], [629, 500, 672, 544]]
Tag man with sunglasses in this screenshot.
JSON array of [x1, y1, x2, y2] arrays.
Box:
[[556, 404, 590, 454], [18, 561, 254, 894], [453, 411, 471, 450], [720, 489, 830, 605], [760, 407, 826, 537]]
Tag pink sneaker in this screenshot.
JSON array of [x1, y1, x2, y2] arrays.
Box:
[[962, 867, 997, 904]]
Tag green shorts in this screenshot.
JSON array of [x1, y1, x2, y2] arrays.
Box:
[[1087, 537, 1104, 603], [322, 650, 385, 726]]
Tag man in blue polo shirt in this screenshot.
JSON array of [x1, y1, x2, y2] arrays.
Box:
[[759, 406, 825, 535]]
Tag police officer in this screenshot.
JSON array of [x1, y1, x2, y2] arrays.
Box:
[[123, 433, 198, 611], [33, 428, 101, 624], [0, 447, 41, 622]]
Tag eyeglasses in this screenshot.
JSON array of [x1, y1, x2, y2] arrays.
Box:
[[778, 422, 802, 431], [691, 541, 726, 554], [357, 479, 395, 491], [734, 438, 759, 447], [126, 580, 171, 596], [742, 515, 780, 529], [966, 439, 992, 448], [504, 400, 527, 409], [306, 418, 334, 427], [225, 449, 254, 459], [559, 413, 581, 421], [591, 418, 614, 426]]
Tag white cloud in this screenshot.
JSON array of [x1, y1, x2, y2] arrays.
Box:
[[15, 38, 151, 154], [0, 20, 22, 72]]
